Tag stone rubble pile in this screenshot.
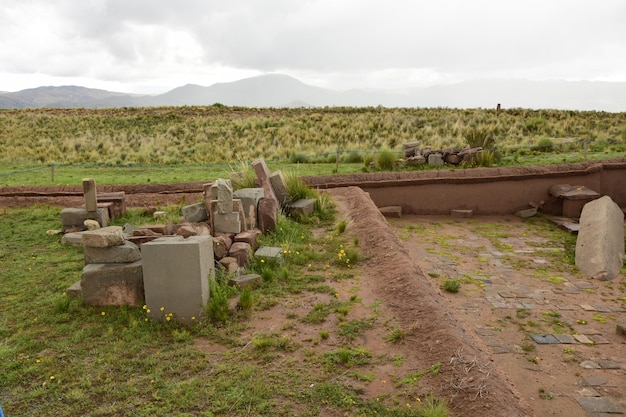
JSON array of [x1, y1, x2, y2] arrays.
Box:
[[402, 141, 483, 166], [62, 159, 316, 322]]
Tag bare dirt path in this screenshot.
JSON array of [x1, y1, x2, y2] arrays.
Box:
[[387, 212, 626, 417]]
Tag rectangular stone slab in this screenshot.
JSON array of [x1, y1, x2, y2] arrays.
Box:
[[141, 236, 214, 323]]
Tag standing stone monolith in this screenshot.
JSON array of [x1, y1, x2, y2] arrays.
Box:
[[252, 158, 278, 204], [575, 196, 625, 280], [83, 178, 98, 213]]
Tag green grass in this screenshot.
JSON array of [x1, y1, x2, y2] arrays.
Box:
[[0, 204, 458, 416]]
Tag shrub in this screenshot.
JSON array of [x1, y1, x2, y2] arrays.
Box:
[[343, 151, 363, 163], [375, 149, 397, 171], [290, 153, 309, 164], [237, 286, 254, 311], [442, 279, 461, 293], [533, 137, 555, 153], [205, 279, 230, 323]]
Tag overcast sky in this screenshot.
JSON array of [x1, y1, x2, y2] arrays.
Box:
[[1, 0, 625, 94]]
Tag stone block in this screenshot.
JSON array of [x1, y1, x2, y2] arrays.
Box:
[[213, 234, 232, 259], [66, 281, 82, 298], [234, 229, 261, 250], [214, 212, 242, 234], [84, 241, 141, 264], [81, 261, 144, 306], [254, 246, 284, 262], [97, 191, 126, 218], [269, 170, 291, 206], [575, 196, 625, 280], [252, 158, 278, 203], [219, 256, 239, 274], [515, 207, 537, 218], [82, 178, 98, 212], [141, 236, 214, 323], [81, 226, 125, 248], [60, 207, 109, 232], [287, 199, 316, 218], [61, 231, 87, 246], [450, 209, 473, 218], [182, 202, 209, 223], [229, 242, 252, 267], [379, 206, 402, 218], [233, 199, 247, 232], [215, 178, 234, 214], [428, 153, 444, 166], [258, 197, 277, 233], [233, 188, 265, 230], [126, 235, 162, 246], [219, 256, 239, 275], [228, 274, 262, 290]]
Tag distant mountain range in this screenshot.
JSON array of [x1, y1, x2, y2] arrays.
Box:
[[1, 74, 625, 111]]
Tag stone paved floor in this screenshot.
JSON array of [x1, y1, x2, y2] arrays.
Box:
[[392, 215, 626, 417]]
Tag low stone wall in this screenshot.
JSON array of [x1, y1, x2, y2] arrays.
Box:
[[302, 159, 626, 215]]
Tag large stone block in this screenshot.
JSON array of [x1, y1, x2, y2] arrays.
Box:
[[60, 207, 109, 232], [84, 241, 141, 264], [233, 188, 264, 230], [80, 261, 144, 306], [97, 191, 126, 219], [258, 197, 277, 233], [213, 212, 242, 234], [428, 153, 444, 166], [575, 196, 625, 280], [141, 236, 214, 323], [182, 202, 209, 223], [81, 226, 125, 248], [269, 170, 291, 206]]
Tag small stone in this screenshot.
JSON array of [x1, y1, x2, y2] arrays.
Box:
[[617, 322, 626, 336], [573, 334, 594, 344], [66, 281, 82, 298], [218, 257, 239, 275], [450, 209, 473, 218], [153, 211, 167, 219], [530, 334, 559, 344], [228, 274, 262, 290], [515, 207, 537, 218], [254, 246, 284, 262], [379, 206, 402, 218], [84, 219, 100, 230], [579, 360, 601, 369], [553, 334, 577, 344]]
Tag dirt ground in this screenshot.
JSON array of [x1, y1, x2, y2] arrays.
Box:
[[3, 184, 625, 417]]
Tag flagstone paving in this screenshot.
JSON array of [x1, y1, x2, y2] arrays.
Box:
[[392, 214, 626, 417]]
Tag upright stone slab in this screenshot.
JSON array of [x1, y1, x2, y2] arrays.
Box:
[[269, 171, 291, 206], [233, 188, 264, 230], [182, 202, 209, 223], [141, 236, 214, 322], [80, 261, 144, 306], [232, 199, 247, 231], [258, 197, 277, 233], [81, 226, 125, 248], [575, 196, 625, 280], [252, 158, 278, 203], [216, 178, 234, 214], [83, 178, 98, 213]]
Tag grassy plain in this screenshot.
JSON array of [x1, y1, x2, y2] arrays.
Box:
[[1, 106, 625, 175]]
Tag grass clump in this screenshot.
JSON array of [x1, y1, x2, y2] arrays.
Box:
[[375, 148, 397, 171], [441, 279, 461, 293]]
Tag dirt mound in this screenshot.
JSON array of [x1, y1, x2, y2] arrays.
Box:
[[328, 186, 531, 416]]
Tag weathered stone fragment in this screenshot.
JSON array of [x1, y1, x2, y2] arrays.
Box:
[[428, 153, 444, 166], [450, 209, 473, 218], [254, 246, 284, 262], [228, 274, 262, 290], [234, 229, 261, 250], [229, 242, 252, 267], [258, 197, 277, 233], [286, 199, 316, 218], [269, 171, 291, 206], [60, 207, 109, 232], [252, 158, 277, 203], [379, 206, 402, 218], [80, 261, 144, 306], [575, 196, 625, 280], [213, 212, 242, 234], [215, 178, 234, 214], [218, 256, 239, 274], [84, 241, 141, 264], [66, 281, 82, 298], [233, 188, 264, 230], [81, 226, 125, 248], [182, 202, 209, 223]]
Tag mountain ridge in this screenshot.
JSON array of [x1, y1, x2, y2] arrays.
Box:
[[1, 74, 625, 111]]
